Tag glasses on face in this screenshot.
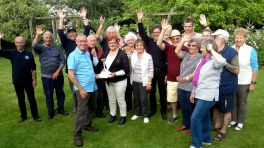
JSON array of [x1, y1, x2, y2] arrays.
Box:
[[108, 42, 117, 45], [188, 44, 197, 47]]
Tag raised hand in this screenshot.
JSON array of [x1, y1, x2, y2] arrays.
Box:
[[79, 7, 88, 19], [57, 10, 65, 19], [199, 14, 208, 27], [0, 32, 4, 39], [114, 23, 120, 32], [136, 9, 144, 21], [36, 25, 45, 36], [99, 16, 105, 25], [161, 19, 170, 30]]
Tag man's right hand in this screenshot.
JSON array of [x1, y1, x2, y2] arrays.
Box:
[[136, 9, 144, 22], [57, 10, 65, 19], [99, 16, 105, 25], [79, 88, 88, 99], [161, 19, 170, 30], [36, 25, 45, 36]]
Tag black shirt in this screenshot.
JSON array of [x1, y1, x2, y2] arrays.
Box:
[[0, 48, 36, 84]]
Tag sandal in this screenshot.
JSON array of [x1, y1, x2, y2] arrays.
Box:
[[214, 131, 226, 141], [211, 127, 221, 132]]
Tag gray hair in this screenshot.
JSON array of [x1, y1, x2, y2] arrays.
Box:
[[124, 32, 137, 43], [76, 34, 87, 41]]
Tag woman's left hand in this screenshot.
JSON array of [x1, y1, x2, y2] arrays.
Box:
[[146, 83, 152, 91], [249, 84, 255, 92]]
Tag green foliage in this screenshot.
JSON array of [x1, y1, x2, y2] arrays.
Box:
[[0, 0, 49, 42]]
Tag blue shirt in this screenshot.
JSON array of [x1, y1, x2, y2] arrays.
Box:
[[67, 48, 97, 92]]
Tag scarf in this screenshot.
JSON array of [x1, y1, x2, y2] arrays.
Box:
[[192, 55, 211, 87]]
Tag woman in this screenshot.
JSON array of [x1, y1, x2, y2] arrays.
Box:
[[229, 28, 258, 130], [123, 32, 137, 112], [104, 35, 130, 125], [175, 38, 202, 132], [190, 39, 226, 148], [130, 39, 153, 124]]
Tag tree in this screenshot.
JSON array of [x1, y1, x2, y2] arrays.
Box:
[[0, 0, 48, 42]]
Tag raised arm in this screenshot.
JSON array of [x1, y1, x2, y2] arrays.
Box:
[[157, 19, 170, 51], [0, 32, 4, 49], [199, 14, 210, 30], [175, 35, 189, 58], [57, 10, 65, 30], [79, 7, 90, 35], [32, 25, 45, 54], [57, 10, 68, 48], [136, 9, 149, 43], [0, 33, 12, 59], [96, 16, 105, 42]]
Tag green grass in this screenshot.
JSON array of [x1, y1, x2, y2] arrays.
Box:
[[0, 57, 263, 148]]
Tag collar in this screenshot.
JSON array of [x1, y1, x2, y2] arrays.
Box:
[[76, 47, 85, 54]]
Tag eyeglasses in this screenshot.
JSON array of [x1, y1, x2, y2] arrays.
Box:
[[188, 44, 197, 47], [108, 42, 117, 45]]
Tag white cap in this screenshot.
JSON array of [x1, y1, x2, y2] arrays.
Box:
[[170, 29, 181, 37], [211, 29, 230, 38]]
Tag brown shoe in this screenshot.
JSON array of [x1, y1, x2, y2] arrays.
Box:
[[83, 126, 99, 132], [74, 136, 83, 147]]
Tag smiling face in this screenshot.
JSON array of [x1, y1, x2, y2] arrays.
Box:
[[184, 22, 193, 34], [152, 28, 161, 41], [235, 34, 246, 48], [135, 41, 145, 54], [14, 36, 26, 51], [126, 36, 136, 48], [76, 35, 88, 51], [188, 41, 199, 55], [87, 35, 97, 48], [67, 31, 78, 41], [200, 45, 209, 56], [108, 38, 118, 51], [43, 32, 53, 46], [106, 26, 116, 38], [170, 35, 182, 46]]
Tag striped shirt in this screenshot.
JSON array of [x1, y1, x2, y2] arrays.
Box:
[[132, 58, 143, 83]]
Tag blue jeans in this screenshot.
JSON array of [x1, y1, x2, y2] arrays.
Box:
[[178, 88, 195, 129], [191, 99, 216, 148], [42, 75, 65, 115]]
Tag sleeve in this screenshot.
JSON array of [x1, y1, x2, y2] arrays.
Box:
[[148, 56, 154, 79], [213, 57, 227, 69], [30, 52, 36, 71], [181, 51, 188, 59], [1, 39, 16, 49], [57, 29, 68, 49], [230, 55, 239, 67], [32, 44, 43, 54], [0, 48, 12, 59], [58, 48, 65, 68], [83, 25, 90, 36], [250, 48, 258, 71], [100, 37, 109, 53], [117, 52, 130, 76], [67, 54, 76, 71], [138, 22, 150, 44]]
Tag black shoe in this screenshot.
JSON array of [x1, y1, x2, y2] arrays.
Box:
[[48, 113, 55, 120], [161, 112, 168, 120], [148, 112, 156, 118], [74, 136, 83, 147], [96, 113, 105, 118], [33, 117, 42, 122], [108, 115, 116, 124], [18, 117, 27, 123], [83, 126, 99, 132], [119, 117, 126, 125], [58, 111, 69, 116]]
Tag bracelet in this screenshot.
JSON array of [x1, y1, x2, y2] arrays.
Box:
[[251, 81, 257, 85]]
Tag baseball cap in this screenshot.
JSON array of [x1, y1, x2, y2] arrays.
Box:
[[211, 29, 229, 38], [170, 29, 181, 37]]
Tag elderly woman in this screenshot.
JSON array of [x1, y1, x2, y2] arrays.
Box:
[[130, 39, 154, 124], [175, 38, 202, 132], [123, 31, 137, 112], [229, 28, 258, 130], [190, 39, 227, 148], [104, 35, 130, 125]]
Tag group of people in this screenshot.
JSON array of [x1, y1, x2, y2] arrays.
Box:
[[0, 8, 259, 148]]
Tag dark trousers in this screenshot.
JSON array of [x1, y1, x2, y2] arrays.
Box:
[[13, 82, 39, 118], [178, 88, 195, 129], [96, 79, 107, 115], [42, 75, 65, 115], [74, 90, 98, 137], [68, 77, 77, 112], [125, 76, 133, 112], [149, 71, 167, 113], [132, 82, 149, 118]]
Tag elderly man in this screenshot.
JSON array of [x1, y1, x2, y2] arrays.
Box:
[[212, 29, 239, 141], [0, 34, 41, 123], [57, 8, 90, 113], [136, 10, 168, 120], [68, 35, 98, 147], [32, 25, 68, 119]]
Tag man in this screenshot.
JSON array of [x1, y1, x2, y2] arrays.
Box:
[[57, 7, 90, 113], [0, 34, 41, 123], [157, 19, 189, 123], [87, 34, 106, 118], [212, 29, 239, 141], [201, 28, 213, 40], [136, 9, 168, 120], [32, 25, 68, 119], [182, 18, 202, 41], [68, 35, 98, 147]]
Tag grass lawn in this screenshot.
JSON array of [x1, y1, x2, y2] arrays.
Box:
[[0, 57, 263, 148]]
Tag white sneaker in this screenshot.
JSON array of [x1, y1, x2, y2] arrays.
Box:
[[228, 121, 237, 127], [131, 115, 139, 120], [202, 142, 212, 145], [143, 118, 149, 124], [235, 123, 243, 131]]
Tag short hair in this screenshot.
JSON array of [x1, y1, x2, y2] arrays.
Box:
[[200, 39, 218, 52], [43, 31, 53, 38], [135, 39, 147, 49], [234, 27, 247, 38], [76, 34, 87, 41], [202, 28, 212, 34], [151, 24, 162, 32], [107, 35, 119, 43], [188, 38, 201, 50], [14, 36, 26, 44], [124, 32, 137, 43], [106, 26, 116, 33], [183, 18, 195, 25]]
